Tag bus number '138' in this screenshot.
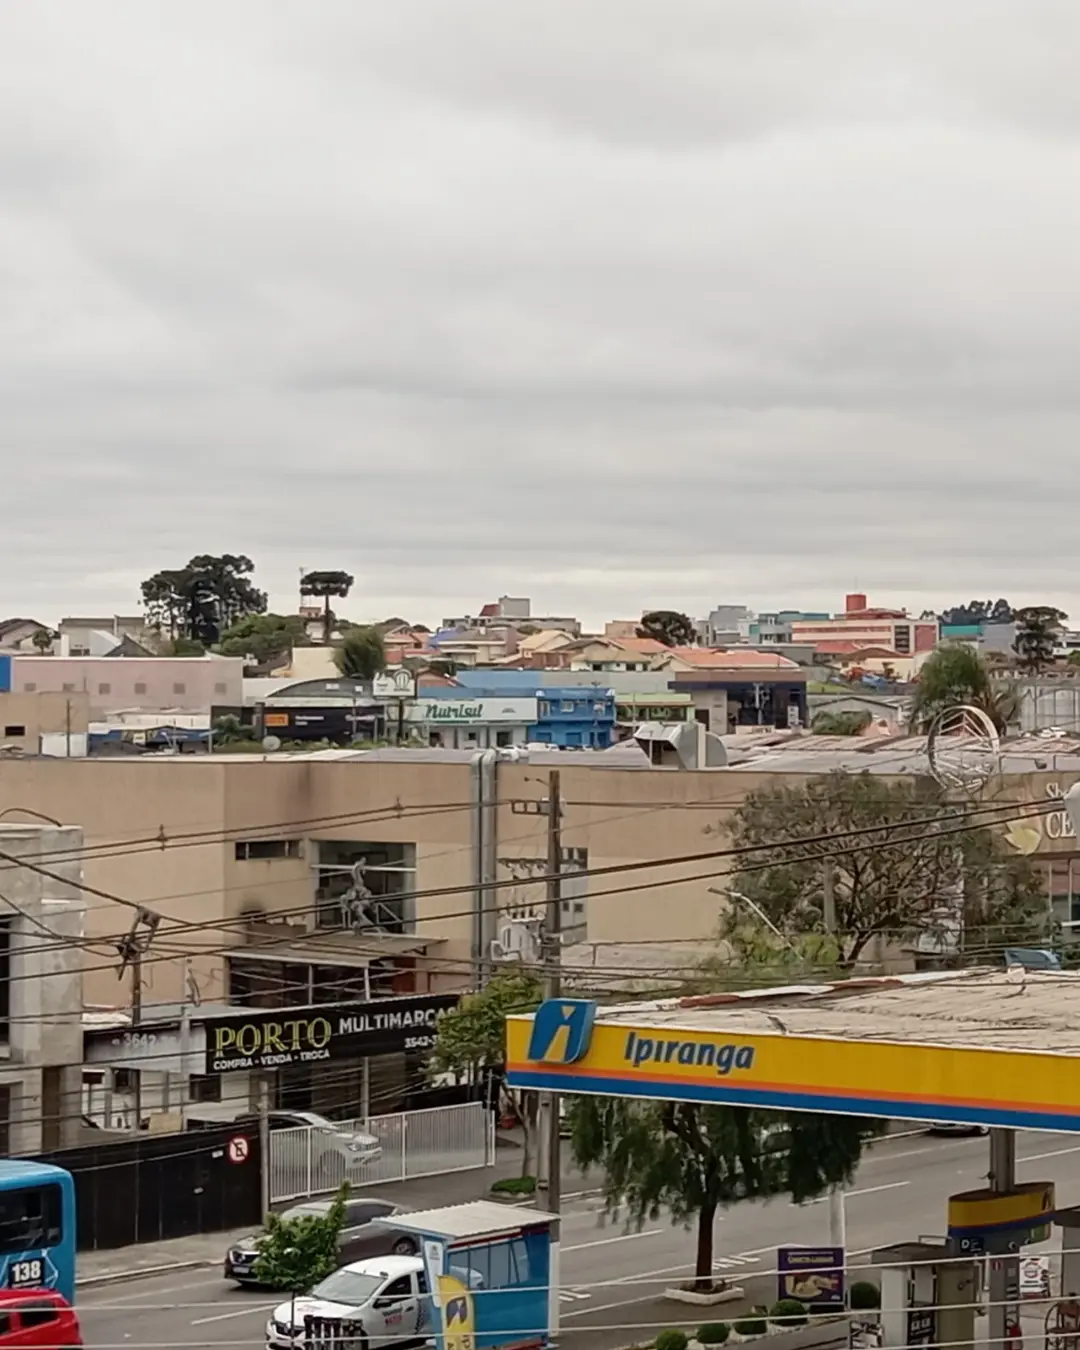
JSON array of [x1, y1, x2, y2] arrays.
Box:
[[9, 1259, 43, 1287]]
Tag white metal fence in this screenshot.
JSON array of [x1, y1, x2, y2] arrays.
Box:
[[269, 1101, 495, 1204]]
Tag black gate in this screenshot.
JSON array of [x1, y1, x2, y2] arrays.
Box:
[[36, 1124, 261, 1251]]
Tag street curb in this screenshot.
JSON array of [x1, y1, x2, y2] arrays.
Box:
[[77, 1259, 218, 1288]]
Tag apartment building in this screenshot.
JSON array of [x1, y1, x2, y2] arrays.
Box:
[[790, 593, 938, 657]]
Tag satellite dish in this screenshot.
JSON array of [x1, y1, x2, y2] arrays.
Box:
[[261, 735, 282, 752], [927, 705, 1001, 791]]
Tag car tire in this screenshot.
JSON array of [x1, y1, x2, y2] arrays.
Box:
[[392, 1237, 418, 1256]]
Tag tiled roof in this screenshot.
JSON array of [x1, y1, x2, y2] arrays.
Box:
[[664, 648, 799, 669]]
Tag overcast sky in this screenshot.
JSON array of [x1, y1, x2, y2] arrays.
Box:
[[4, 1, 1080, 629]]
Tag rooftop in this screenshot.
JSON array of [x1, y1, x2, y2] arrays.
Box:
[[387, 1200, 555, 1240], [587, 967, 1080, 1056]]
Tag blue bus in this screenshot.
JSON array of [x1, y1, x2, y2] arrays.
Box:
[[0, 1161, 75, 1304]]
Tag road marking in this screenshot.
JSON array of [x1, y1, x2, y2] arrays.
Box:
[[559, 1290, 591, 1302], [191, 1304, 276, 1326], [564, 1228, 666, 1251], [713, 1254, 762, 1270], [1021, 1145, 1080, 1162], [803, 1181, 909, 1206]]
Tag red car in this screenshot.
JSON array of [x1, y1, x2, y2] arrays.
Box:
[[0, 1291, 81, 1349]]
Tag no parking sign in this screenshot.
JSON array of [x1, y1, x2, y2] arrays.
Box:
[[227, 1135, 250, 1164]]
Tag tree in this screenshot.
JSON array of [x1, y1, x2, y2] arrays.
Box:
[[569, 1097, 875, 1291], [219, 614, 311, 665], [30, 629, 56, 654], [939, 599, 1014, 626], [910, 644, 1016, 733], [810, 710, 871, 736], [637, 610, 696, 648], [429, 971, 543, 1175], [721, 771, 1050, 967], [253, 1185, 347, 1290], [140, 556, 267, 645], [1013, 606, 1067, 674], [334, 627, 386, 681], [301, 571, 355, 645], [1068, 652, 1080, 668], [211, 714, 249, 745]]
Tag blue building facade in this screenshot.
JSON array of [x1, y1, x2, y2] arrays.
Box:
[[530, 687, 615, 748]]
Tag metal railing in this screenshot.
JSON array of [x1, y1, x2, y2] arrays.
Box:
[[269, 1101, 495, 1203]]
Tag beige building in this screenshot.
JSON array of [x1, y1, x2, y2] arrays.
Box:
[[0, 690, 91, 755], [11, 654, 243, 715], [0, 736, 1067, 1018]]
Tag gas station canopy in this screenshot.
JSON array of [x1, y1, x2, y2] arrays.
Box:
[[505, 968, 1080, 1133]]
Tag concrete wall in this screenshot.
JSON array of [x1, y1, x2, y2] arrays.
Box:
[[0, 825, 86, 1152]]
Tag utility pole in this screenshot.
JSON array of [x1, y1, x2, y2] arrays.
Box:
[[541, 768, 563, 1334], [131, 947, 142, 1133], [822, 855, 845, 1252]]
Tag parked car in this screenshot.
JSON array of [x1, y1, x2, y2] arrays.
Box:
[[226, 1198, 418, 1286], [0, 1290, 81, 1350], [926, 1121, 989, 1137], [233, 1110, 382, 1163], [266, 1256, 482, 1350]]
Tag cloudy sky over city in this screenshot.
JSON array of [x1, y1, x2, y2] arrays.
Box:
[[4, 1, 1080, 627]]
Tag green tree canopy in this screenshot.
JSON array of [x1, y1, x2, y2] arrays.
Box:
[[1013, 606, 1067, 674], [141, 555, 266, 644], [334, 626, 386, 681], [300, 570, 355, 644], [219, 613, 312, 664], [569, 1098, 876, 1290], [252, 1186, 347, 1290], [910, 644, 1015, 732], [429, 971, 542, 1174], [939, 599, 1014, 625], [637, 610, 696, 648], [810, 710, 872, 736], [721, 770, 1049, 966]]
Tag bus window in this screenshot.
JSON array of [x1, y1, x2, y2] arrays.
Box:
[[0, 1189, 62, 1253]]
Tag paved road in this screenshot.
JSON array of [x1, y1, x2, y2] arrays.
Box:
[[78, 1129, 1080, 1349]]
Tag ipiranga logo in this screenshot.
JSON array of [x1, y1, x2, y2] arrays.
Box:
[[624, 1030, 756, 1077]]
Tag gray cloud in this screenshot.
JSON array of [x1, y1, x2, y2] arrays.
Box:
[[3, 1, 1080, 627]]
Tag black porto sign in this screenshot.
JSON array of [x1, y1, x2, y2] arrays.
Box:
[[204, 993, 459, 1073]]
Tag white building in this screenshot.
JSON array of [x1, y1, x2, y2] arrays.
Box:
[[407, 696, 537, 749]]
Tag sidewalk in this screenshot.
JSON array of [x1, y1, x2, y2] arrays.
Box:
[[77, 1151, 595, 1286]]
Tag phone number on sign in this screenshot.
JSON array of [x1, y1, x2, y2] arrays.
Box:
[[404, 1033, 437, 1051]]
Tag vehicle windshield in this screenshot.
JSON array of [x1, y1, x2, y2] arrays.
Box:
[[311, 1270, 384, 1306]]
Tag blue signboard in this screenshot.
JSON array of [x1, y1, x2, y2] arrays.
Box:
[[777, 1246, 845, 1307]]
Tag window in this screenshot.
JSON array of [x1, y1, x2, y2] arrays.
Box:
[[381, 1275, 413, 1300], [539, 701, 552, 718], [560, 701, 576, 713], [496, 730, 512, 746], [416, 1269, 429, 1295], [345, 1200, 394, 1226], [0, 1312, 10, 1336], [214, 682, 228, 695], [113, 1068, 136, 1092], [188, 1074, 221, 1103], [234, 839, 302, 861], [61, 684, 75, 693], [0, 1185, 62, 1253], [22, 684, 35, 693], [173, 682, 186, 695], [97, 683, 111, 695], [894, 625, 912, 654], [2, 727, 24, 739], [19, 1307, 58, 1329], [134, 682, 147, 695]]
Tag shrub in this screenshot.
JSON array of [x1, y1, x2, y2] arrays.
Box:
[[849, 1281, 881, 1310], [655, 1332, 688, 1350], [732, 1317, 767, 1337], [770, 1299, 808, 1326], [491, 1175, 537, 1196], [697, 1323, 730, 1345]]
